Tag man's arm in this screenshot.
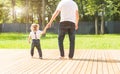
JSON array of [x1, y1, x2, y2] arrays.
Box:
[[75, 10, 79, 30], [42, 10, 60, 34], [47, 10, 60, 28]]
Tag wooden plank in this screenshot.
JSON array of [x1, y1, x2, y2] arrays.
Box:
[[62, 60, 76, 74], [113, 50, 120, 74], [27, 50, 58, 74], [62, 51, 84, 74], [0, 50, 28, 72], [91, 50, 97, 74], [105, 50, 115, 74], [1, 50, 58, 74], [50, 60, 68, 74], [79, 50, 93, 74], [0, 50, 120, 74], [28, 60, 56, 74], [109, 50, 120, 74], [22, 60, 52, 74], [116, 63, 120, 72], [57, 60, 73, 74], [73, 50, 89, 74], [3, 57, 38, 74], [109, 50, 120, 71], [1, 56, 32, 74], [44, 60, 65, 74], [85, 50, 95, 74], [67, 61, 80, 74], [97, 50, 103, 74], [102, 50, 109, 74], [40, 60, 64, 74], [67, 50, 85, 74], [27, 54, 59, 74]]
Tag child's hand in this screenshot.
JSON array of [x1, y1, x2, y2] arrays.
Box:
[[28, 40, 31, 44], [41, 25, 48, 35], [42, 31, 46, 35]]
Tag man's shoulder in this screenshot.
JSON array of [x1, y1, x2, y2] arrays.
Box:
[[61, 0, 77, 5]]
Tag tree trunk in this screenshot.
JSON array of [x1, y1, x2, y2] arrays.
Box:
[[95, 12, 98, 35], [37, 0, 42, 25], [11, 0, 16, 23], [42, 0, 45, 29], [25, 0, 29, 33], [41, 0, 46, 37], [100, 11, 104, 34], [80, 0, 85, 16]]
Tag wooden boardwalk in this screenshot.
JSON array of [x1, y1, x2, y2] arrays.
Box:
[[0, 49, 120, 74]]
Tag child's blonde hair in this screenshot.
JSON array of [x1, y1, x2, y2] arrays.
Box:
[[30, 23, 39, 32]]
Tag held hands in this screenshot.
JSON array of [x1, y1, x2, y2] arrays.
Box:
[[42, 22, 52, 34], [46, 22, 52, 28]]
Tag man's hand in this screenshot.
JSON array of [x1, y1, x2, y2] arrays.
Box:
[[75, 24, 78, 30], [46, 22, 52, 28]]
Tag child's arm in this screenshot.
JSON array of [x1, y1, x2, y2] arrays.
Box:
[[28, 35, 31, 44], [41, 26, 49, 35]]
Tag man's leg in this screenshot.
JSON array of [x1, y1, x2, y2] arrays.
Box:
[[58, 24, 66, 57], [68, 24, 75, 58]]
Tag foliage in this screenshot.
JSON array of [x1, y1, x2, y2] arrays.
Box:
[[0, 0, 119, 24], [105, 0, 120, 21], [75, 0, 120, 21], [46, 0, 60, 22], [0, 0, 11, 23]]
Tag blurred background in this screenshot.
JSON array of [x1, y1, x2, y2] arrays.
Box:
[[0, 0, 120, 34]]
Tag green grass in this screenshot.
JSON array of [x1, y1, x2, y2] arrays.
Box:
[[0, 33, 120, 49]]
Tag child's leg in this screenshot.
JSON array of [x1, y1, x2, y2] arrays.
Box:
[[36, 41, 42, 58], [31, 42, 34, 57], [36, 46, 42, 58]]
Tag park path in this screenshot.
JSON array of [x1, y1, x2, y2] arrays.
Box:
[[0, 49, 120, 74]]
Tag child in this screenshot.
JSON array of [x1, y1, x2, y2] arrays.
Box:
[[28, 23, 47, 59]]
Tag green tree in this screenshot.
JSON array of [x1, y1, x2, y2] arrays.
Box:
[[0, 0, 11, 23], [0, 3, 3, 23], [0, 0, 120, 33], [46, 0, 60, 22], [105, 0, 120, 21]]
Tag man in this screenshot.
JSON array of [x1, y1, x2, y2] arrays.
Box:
[[46, 0, 79, 59]]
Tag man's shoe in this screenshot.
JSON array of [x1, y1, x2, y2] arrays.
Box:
[[39, 57, 43, 59], [69, 58, 73, 60], [31, 56, 33, 58], [59, 57, 65, 59]]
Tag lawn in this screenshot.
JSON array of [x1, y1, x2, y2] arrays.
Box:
[[0, 33, 120, 49]]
